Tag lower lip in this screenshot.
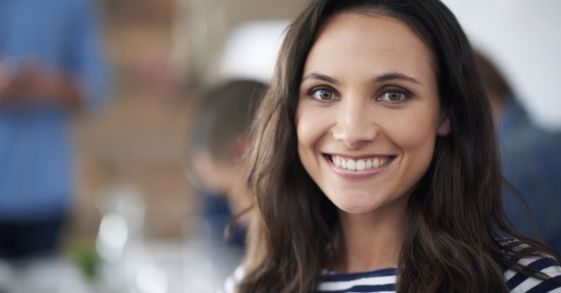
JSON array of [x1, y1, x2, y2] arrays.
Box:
[[326, 156, 393, 179]]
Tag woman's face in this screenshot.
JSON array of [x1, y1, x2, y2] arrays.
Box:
[[296, 12, 450, 215]]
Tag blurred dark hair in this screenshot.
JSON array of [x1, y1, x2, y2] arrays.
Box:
[[190, 79, 267, 163], [474, 51, 514, 105], [239, 0, 558, 292]]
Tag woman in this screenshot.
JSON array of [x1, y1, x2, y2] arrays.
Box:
[[223, 0, 561, 292]]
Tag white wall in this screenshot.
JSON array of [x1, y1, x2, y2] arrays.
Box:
[[441, 0, 561, 130]]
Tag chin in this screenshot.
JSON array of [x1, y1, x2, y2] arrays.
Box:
[[324, 187, 409, 216], [328, 194, 383, 215]]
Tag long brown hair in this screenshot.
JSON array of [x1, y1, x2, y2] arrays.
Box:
[[238, 0, 558, 292]]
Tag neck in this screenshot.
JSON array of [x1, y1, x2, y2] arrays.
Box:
[[333, 198, 408, 273]]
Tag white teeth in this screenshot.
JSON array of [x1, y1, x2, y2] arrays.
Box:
[[331, 155, 390, 171], [347, 160, 356, 171], [356, 160, 365, 171]]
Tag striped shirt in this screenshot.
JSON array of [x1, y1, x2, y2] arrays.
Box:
[[221, 256, 561, 292]]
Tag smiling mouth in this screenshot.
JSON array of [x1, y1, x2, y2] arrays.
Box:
[[326, 154, 395, 172]]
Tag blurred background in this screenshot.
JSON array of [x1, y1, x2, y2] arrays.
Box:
[[0, 0, 560, 292], [443, 0, 561, 131]]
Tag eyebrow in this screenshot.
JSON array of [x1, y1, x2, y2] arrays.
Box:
[[301, 72, 421, 85], [302, 73, 340, 84], [375, 72, 421, 85]]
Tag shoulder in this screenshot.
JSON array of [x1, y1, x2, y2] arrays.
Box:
[[505, 255, 561, 292]]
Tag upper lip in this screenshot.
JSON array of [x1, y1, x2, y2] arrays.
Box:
[[323, 152, 396, 160]]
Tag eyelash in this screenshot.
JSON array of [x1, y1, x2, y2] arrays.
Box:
[[308, 86, 339, 102], [307, 86, 413, 104], [376, 87, 413, 103]]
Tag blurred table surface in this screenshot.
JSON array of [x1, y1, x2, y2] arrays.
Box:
[[0, 239, 240, 293]]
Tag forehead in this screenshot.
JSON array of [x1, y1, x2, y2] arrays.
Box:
[[304, 12, 435, 80]]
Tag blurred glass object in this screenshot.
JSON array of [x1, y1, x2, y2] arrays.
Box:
[[97, 213, 129, 261], [93, 184, 170, 293], [95, 185, 145, 263]]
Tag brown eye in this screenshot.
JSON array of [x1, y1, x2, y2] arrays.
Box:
[[311, 87, 336, 102], [377, 89, 410, 103]]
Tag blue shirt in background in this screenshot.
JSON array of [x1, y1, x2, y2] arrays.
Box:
[[0, 0, 108, 221], [499, 100, 561, 253]]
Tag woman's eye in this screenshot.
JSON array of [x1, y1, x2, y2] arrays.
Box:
[[377, 90, 409, 103], [310, 88, 336, 102]]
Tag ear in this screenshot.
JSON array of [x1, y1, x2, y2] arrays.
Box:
[[437, 115, 451, 136], [234, 134, 250, 157]]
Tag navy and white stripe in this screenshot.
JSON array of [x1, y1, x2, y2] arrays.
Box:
[[317, 257, 561, 293], [505, 256, 561, 292], [317, 268, 396, 293], [221, 257, 561, 292]]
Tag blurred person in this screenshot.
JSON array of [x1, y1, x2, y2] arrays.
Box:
[[188, 79, 267, 252], [0, 0, 108, 260], [476, 52, 561, 252]]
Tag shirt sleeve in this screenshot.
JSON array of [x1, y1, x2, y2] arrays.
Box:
[[63, 0, 109, 112], [505, 256, 561, 292]]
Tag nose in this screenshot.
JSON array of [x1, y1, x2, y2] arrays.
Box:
[[332, 99, 378, 149]]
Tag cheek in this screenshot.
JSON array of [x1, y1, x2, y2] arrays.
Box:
[[296, 104, 327, 150], [384, 106, 440, 150]]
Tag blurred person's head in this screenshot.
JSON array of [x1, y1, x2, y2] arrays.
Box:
[[474, 51, 514, 120], [189, 79, 267, 203]]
